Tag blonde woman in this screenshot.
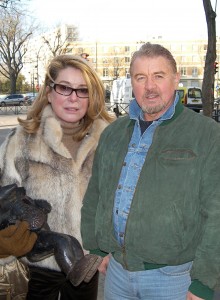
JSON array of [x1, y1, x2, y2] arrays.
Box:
[[0, 54, 115, 300]]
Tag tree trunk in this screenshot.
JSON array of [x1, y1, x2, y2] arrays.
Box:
[[202, 0, 216, 117], [10, 71, 17, 94]]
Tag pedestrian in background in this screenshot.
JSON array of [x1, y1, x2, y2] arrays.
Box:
[[0, 54, 115, 299], [81, 42, 220, 300]]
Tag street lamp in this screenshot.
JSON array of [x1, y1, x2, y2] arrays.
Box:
[[35, 44, 44, 89]]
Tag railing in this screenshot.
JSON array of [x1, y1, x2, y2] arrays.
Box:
[[1, 102, 220, 123], [106, 102, 220, 123], [106, 102, 130, 117], [212, 103, 220, 122], [0, 104, 30, 115]]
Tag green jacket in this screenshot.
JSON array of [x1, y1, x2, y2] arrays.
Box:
[[81, 101, 220, 293]]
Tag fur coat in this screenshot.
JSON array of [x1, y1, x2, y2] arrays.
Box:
[[0, 105, 109, 270]]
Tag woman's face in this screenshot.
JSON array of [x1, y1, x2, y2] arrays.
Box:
[[48, 66, 89, 123]]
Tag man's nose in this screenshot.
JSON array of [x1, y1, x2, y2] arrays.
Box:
[[144, 78, 156, 90]]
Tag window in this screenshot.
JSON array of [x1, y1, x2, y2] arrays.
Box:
[[180, 67, 187, 76], [103, 68, 109, 77], [114, 68, 119, 77], [67, 27, 75, 42], [114, 47, 120, 53], [114, 57, 119, 64], [102, 58, 108, 64], [102, 46, 109, 53], [181, 45, 187, 52], [192, 44, 198, 51], [192, 67, 198, 77], [125, 46, 130, 52], [192, 56, 199, 62], [125, 57, 130, 63]]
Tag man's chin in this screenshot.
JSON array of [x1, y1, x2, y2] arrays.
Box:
[[142, 104, 165, 115]]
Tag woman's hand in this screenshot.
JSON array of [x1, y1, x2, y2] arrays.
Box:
[[98, 254, 111, 275], [0, 221, 37, 258]]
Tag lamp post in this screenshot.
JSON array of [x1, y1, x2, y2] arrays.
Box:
[[35, 45, 44, 89]]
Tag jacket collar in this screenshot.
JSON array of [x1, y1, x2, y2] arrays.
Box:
[[129, 93, 184, 127]]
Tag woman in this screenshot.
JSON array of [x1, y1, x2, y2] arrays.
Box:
[[0, 54, 115, 299]]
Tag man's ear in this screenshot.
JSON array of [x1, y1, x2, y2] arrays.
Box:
[[174, 72, 180, 88]]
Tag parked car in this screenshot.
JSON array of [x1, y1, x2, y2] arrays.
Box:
[[214, 97, 220, 108], [0, 94, 27, 107], [24, 93, 38, 105]]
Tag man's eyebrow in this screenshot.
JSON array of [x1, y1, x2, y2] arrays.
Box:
[[153, 71, 166, 75]]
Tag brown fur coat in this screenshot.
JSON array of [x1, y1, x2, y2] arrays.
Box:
[[0, 105, 109, 270]]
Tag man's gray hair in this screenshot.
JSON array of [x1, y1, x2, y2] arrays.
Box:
[[130, 42, 177, 74]]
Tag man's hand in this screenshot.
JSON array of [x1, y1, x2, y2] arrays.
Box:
[[187, 291, 204, 300], [0, 221, 37, 258], [98, 254, 111, 275]]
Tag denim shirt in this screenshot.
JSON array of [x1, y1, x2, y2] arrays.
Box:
[[113, 94, 179, 246]]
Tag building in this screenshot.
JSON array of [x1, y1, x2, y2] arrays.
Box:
[[22, 27, 220, 94]]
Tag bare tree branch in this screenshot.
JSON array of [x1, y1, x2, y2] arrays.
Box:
[[0, 3, 34, 93]]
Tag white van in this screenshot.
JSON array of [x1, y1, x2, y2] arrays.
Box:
[[177, 87, 202, 112], [110, 77, 134, 114]]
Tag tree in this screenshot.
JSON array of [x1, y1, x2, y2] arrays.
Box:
[[0, 3, 34, 93], [202, 0, 217, 117], [0, 0, 16, 8], [42, 25, 78, 58]]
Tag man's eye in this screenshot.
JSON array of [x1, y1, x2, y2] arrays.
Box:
[[137, 76, 145, 81]]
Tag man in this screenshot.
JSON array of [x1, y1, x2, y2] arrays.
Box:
[[81, 42, 220, 300]]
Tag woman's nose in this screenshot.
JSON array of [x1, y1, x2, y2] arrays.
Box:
[[69, 90, 79, 101]]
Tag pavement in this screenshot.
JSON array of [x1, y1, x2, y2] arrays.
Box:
[[0, 110, 105, 300], [0, 111, 26, 127]]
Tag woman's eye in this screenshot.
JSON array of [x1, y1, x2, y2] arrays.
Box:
[[79, 89, 88, 94], [59, 85, 68, 91]]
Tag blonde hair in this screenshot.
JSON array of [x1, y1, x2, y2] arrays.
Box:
[[19, 54, 114, 140]]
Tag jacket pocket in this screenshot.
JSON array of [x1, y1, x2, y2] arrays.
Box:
[[159, 149, 196, 160]]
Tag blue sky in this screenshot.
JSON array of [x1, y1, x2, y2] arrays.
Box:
[[28, 0, 220, 41]]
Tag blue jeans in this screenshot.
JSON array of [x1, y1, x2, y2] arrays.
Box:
[[104, 257, 192, 300]]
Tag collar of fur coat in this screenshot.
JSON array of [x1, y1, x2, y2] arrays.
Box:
[[39, 104, 109, 161]]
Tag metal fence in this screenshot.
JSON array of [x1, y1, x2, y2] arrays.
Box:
[[107, 102, 220, 123], [1, 102, 220, 123], [212, 103, 220, 122], [0, 104, 30, 115]]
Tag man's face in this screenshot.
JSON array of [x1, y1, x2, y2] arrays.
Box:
[[131, 56, 180, 121]]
